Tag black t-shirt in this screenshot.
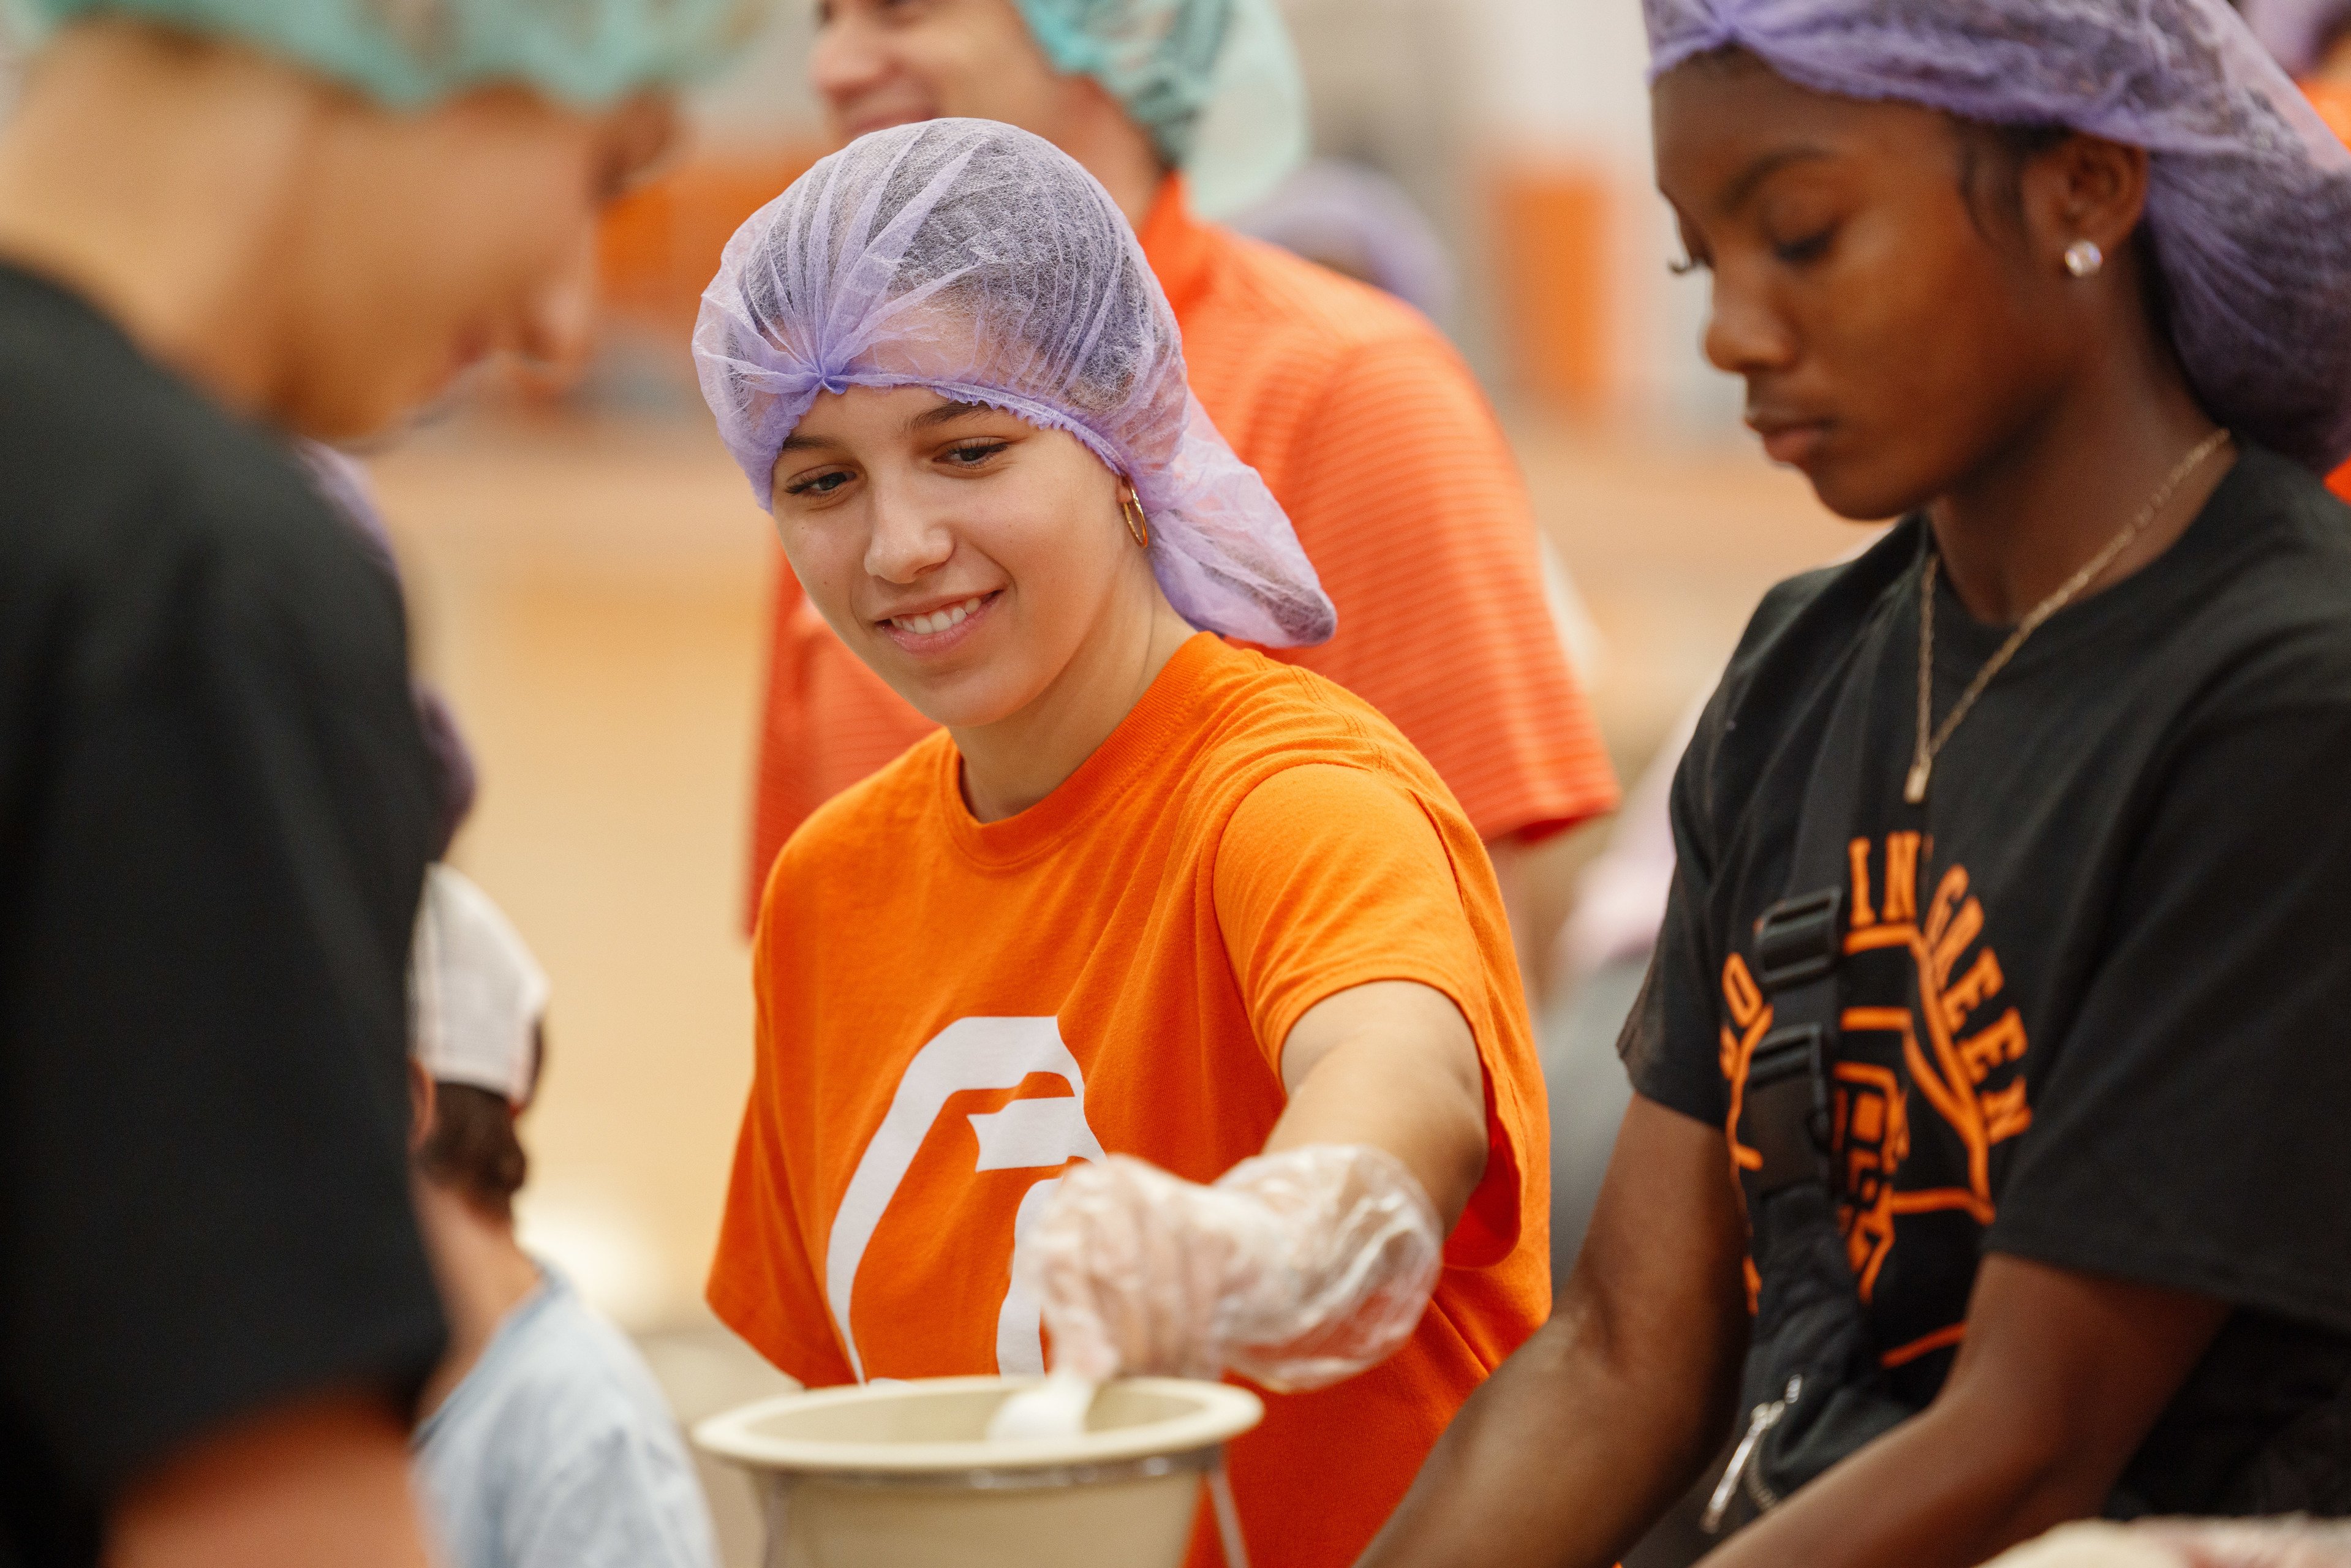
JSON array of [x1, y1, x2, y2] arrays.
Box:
[[0, 265, 447, 1565], [1628, 446, 2351, 1515]]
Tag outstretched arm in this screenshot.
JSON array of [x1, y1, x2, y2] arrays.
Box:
[[1694, 1256, 2225, 1568], [1358, 1094, 1752, 1568], [1025, 762, 1522, 1389], [1269, 977, 1490, 1229]]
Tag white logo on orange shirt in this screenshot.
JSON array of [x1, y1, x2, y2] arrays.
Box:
[[825, 1016, 1108, 1380]]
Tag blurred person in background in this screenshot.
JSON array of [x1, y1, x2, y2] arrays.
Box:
[[698, 119, 1550, 1568], [406, 867, 719, 1568], [2247, 0, 2351, 129], [1223, 156, 1616, 703], [1359, 1, 2351, 1566], [1228, 157, 1457, 322], [0, 1, 749, 1564], [750, 0, 1618, 981], [2246, 0, 2351, 502]]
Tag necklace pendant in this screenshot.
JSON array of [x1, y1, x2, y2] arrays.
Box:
[[1903, 760, 1931, 805]]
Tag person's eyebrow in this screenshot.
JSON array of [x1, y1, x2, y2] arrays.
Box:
[[778, 430, 843, 453], [909, 399, 997, 431], [1719, 145, 1836, 213]]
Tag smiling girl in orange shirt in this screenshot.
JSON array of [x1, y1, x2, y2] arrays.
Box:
[[692, 119, 1550, 1568]]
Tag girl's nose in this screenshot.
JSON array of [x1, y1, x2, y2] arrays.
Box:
[[1702, 270, 1799, 377], [862, 483, 956, 585], [810, 7, 894, 112]]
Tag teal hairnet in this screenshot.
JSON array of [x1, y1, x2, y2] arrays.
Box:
[[1015, 0, 1308, 217], [12, 0, 761, 107]]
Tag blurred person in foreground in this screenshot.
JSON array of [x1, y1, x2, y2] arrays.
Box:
[[2246, 0, 2351, 503], [698, 119, 1549, 1568], [406, 867, 719, 1568], [748, 0, 1618, 974], [0, 1, 747, 1563], [1358, 1, 2351, 1566]]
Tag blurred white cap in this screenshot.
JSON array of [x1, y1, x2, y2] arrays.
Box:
[[410, 865, 550, 1107]]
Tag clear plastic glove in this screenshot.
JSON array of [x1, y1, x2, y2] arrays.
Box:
[[1020, 1145, 1443, 1392]]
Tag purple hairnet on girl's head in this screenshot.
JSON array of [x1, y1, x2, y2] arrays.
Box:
[[2246, 0, 2351, 77], [693, 119, 1334, 647], [1643, 0, 2351, 473]]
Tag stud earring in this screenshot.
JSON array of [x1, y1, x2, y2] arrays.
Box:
[[2064, 239, 2105, 279], [1119, 484, 1151, 549]]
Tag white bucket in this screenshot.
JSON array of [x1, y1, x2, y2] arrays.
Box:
[[694, 1376, 1264, 1568]]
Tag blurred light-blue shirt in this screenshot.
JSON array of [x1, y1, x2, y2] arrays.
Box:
[[413, 1265, 718, 1568]]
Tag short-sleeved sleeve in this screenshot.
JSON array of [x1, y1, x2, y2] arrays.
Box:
[[0, 502, 446, 1504], [1619, 714, 1734, 1131], [1988, 704, 2351, 1333], [1274, 338, 1619, 844], [1213, 761, 1534, 1268], [1212, 763, 1490, 1068]]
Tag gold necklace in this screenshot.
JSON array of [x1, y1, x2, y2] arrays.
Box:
[[1904, 428, 2233, 806]]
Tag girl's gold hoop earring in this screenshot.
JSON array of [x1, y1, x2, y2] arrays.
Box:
[[1120, 488, 1152, 549]]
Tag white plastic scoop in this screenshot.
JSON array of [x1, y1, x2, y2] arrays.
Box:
[[984, 1369, 1100, 1442]]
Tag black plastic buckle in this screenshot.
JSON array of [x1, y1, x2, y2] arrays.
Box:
[[1754, 888, 1844, 992], [1745, 1023, 1834, 1194]]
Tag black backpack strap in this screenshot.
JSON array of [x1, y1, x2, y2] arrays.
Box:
[[1738, 656, 1878, 1207], [1704, 628, 1904, 1536]]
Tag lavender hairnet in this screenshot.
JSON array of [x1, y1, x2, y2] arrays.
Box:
[[692, 119, 1334, 647], [1644, 0, 2351, 472]]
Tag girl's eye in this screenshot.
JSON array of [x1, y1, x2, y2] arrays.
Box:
[[1772, 228, 1835, 266], [783, 469, 852, 497], [942, 440, 1009, 467]]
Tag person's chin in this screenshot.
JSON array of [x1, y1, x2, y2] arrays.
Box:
[[1797, 448, 1925, 525], [278, 380, 413, 447], [887, 668, 1031, 732], [866, 633, 1030, 731]]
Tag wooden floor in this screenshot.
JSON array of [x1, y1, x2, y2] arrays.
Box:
[[367, 400, 1858, 1335]]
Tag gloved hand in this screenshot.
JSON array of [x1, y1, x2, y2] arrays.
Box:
[[1019, 1144, 1443, 1392]]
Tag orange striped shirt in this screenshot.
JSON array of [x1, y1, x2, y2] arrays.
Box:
[[2311, 78, 2351, 145], [745, 178, 1617, 916]]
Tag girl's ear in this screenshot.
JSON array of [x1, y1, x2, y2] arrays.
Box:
[[2020, 134, 2150, 275]]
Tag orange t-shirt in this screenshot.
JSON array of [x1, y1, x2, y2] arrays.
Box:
[[743, 177, 1618, 921], [710, 633, 1551, 1568]]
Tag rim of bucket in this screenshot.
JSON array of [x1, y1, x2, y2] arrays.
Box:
[[692, 1376, 1265, 1476]]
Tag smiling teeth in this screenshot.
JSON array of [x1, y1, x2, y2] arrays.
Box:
[[893, 597, 983, 635]]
